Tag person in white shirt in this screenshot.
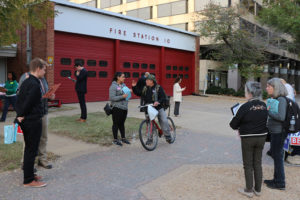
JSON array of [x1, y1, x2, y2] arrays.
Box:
[[173, 77, 186, 117], [280, 79, 295, 101]]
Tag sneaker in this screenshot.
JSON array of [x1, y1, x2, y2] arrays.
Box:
[[252, 189, 261, 196], [266, 181, 285, 190], [237, 188, 253, 198], [286, 155, 300, 165], [165, 136, 172, 144], [34, 175, 42, 181], [121, 138, 131, 144], [112, 139, 122, 146], [264, 179, 274, 184], [24, 180, 47, 188], [145, 138, 153, 145]]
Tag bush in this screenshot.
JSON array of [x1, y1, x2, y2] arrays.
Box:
[[234, 89, 245, 97], [220, 88, 236, 96], [262, 90, 268, 100], [206, 86, 222, 94]]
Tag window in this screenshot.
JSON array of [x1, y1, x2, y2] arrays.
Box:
[[133, 63, 139, 69], [158, 1, 187, 17], [127, 7, 152, 20], [60, 70, 71, 77], [82, 0, 96, 8], [124, 72, 130, 78], [87, 60, 96, 66], [99, 60, 108, 67], [99, 71, 108, 78], [133, 72, 139, 78], [101, 0, 122, 9], [179, 66, 183, 71], [87, 71, 96, 77], [123, 62, 131, 68], [166, 74, 171, 79], [185, 67, 189, 71], [150, 64, 155, 69], [195, 0, 228, 11], [240, 0, 255, 15], [61, 58, 71, 65], [184, 74, 189, 79], [173, 66, 178, 70], [170, 23, 188, 31], [141, 63, 148, 69], [166, 65, 171, 70], [179, 74, 183, 78], [173, 74, 178, 78], [74, 59, 84, 66]]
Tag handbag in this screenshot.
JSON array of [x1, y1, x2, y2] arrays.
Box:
[[104, 103, 113, 116]]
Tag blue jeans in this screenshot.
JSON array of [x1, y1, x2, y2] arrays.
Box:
[[271, 133, 285, 186], [1, 96, 17, 121]]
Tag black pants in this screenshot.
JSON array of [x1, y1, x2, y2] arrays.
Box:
[[20, 118, 42, 184], [271, 133, 285, 186], [112, 107, 128, 140], [1, 96, 17, 121], [241, 136, 266, 192], [174, 102, 180, 116], [77, 92, 87, 120]]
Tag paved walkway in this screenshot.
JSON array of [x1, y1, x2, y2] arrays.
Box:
[[0, 95, 299, 200]]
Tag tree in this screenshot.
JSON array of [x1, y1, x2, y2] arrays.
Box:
[[0, 0, 56, 46], [258, 0, 300, 55], [194, 3, 267, 82]]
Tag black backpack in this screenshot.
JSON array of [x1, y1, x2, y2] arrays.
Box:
[[283, 96, 300, 136]]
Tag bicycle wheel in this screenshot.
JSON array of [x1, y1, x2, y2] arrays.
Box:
[[139, 120, 158, 151], [167, 117, 176, 143]]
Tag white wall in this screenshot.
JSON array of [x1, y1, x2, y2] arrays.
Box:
[[228, 68, 241, 91]]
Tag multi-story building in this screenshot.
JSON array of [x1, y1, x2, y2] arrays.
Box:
[[69, 0, 300, 92]]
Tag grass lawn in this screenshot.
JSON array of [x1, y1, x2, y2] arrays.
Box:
[[0, 136, 23, 172], [49, 112, 142, 145]]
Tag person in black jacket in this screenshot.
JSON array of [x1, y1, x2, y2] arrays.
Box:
[[74, 63, 88, 122], [230, 81, 268, 198], [132, 74, 172, 143], [136, 72, 149, 108], [16, 58, 47, 188]]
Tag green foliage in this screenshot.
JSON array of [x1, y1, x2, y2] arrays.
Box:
[[194, 3, 266, 80], [258, 0, 300, 55], [0, 0, 56, 46], [233, 89, 245, 97], [206, 86, 222, 94], [262, 90, 268, 100]]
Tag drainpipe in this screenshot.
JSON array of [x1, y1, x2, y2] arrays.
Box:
[[26, 24, 32, 66]]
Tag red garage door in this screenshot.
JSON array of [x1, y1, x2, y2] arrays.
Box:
[[162, 48, 194, 96], [54, 32, 114, 103], [118, 41, 160, 97]]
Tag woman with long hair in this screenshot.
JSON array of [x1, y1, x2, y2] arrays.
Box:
[[0, 72, 18, 122], [109, 72, 130, 146], [173, 77, 186, 117], [264, 78, 288, 190]]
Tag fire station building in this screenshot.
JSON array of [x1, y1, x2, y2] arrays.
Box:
[[6, 0, 199, 103]]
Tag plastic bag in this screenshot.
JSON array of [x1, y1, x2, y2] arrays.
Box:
[[4, 125, 15, 144], [122, 86, 131, 101], [148, 105, 158, 121]]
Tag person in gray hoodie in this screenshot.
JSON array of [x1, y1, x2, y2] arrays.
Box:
[[109, 72, 129, 146], [264, 78, 288, 190]]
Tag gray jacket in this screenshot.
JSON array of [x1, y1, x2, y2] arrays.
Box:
[[267, 96, 287, 134], [109, 81, 128, 110]]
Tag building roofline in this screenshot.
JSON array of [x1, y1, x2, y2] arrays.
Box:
[[50, 0, 199, 37]]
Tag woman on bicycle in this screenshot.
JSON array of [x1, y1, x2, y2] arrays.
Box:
[[132, 74, 172, 143], [109, 72, 130, 146]]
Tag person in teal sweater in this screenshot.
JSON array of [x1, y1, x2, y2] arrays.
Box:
[[0, 72, 19, 122]]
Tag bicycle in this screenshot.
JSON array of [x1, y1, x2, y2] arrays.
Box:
[[138, 104, 176, 151]]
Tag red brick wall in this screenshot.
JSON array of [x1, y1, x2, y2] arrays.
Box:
[[7, 3, 55, 86]]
